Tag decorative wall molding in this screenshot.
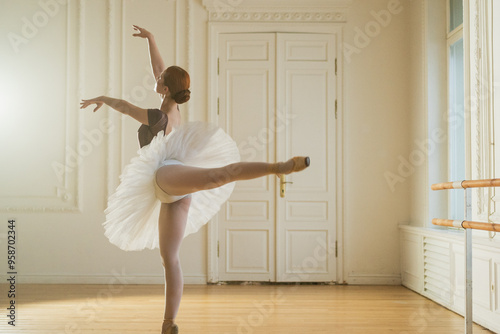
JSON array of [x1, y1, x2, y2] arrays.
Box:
[[187, 0, 194, 121], [470, 0, 497, 223], [106, 0, 123, 203], [75, 0, 85, 212], [472, 0, 485, 217], [106, 0, 113, 203], [203, 0, 351, 22], [175, 0, 180, 64], [205, 8, 348, 22], [1, 0, 83, 213]]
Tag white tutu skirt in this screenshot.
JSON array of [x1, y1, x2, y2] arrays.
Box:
[[103, 122, 241, 251]]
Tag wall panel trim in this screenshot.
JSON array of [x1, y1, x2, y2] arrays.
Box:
[[1, 0, 83, 212]]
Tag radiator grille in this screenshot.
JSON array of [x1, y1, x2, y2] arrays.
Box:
[[423, 237, 452, 302]]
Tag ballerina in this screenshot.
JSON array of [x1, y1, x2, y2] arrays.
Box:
[[80, 25, 310, 334]]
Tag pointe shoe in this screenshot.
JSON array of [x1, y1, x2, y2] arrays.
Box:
[[161, 321, 179, 334], [161, 323, 179, 334], [268, 156, 310, 175]]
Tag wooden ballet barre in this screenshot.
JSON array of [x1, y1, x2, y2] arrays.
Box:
[[430, 178, 500, 334], [432, 218, 500, 232], [431, 178, 500, 190]]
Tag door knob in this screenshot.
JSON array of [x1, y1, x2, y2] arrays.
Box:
[[279, 175, 293, 198]]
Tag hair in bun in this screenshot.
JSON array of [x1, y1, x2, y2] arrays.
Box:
[[163, 66, 190, 105], [173, 89, 191, 104]]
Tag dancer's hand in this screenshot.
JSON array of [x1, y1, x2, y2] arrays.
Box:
[[80, 97, 105, 112], [132, 24, 165, 89], [80, 96, 148, 124], [132, 25, 152, 39]]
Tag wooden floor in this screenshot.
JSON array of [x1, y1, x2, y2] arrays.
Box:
[[0, 284, 494, 334]]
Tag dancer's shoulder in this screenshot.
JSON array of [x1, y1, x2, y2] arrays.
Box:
[[147, 108, 166, 125]]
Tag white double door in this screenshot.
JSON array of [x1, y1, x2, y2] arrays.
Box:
[[216, 32, 337, 282]]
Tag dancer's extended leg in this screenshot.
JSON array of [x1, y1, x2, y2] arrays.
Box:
[[158, 196, 191, 333], [156, 157, 309, 196]]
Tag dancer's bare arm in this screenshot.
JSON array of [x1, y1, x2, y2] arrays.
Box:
[[80, 96, 148, 125], [132, 25, 165, 80]]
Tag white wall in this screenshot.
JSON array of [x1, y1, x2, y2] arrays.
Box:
[[342, 0, 411, 284], [0, 0, 207, 284], [0, 0, 413, 285], [408, 0, 448, 229]]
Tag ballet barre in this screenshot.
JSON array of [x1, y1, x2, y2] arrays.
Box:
[[432, 218, 500, 232], [431, 178, 500, 334], [431, 179, 500, 190]]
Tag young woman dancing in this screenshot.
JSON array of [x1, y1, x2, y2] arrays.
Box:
[[80, 25, 310, 334]]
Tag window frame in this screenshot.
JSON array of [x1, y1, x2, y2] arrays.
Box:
[[446, 0, 465, 221]]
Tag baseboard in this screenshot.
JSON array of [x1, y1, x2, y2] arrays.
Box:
[[346, 274, 402, 285], [0, 274, 207, 285]]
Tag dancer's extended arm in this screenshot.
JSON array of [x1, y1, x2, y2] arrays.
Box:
[[80, 96, 148, 125], [132, 25, 165, 80]]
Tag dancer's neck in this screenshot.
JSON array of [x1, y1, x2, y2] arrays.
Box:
[[160, 96, 178, 114]]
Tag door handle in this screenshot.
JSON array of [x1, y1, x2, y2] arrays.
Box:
[[279, 175, 293, 198]]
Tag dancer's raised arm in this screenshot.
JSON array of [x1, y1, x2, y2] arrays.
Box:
[[132, 25, 165, 80], [80, 96, 148, 125]]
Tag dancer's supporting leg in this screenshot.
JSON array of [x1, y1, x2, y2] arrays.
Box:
[[156, 157, 309, 197], [158, 196, 191, 334]]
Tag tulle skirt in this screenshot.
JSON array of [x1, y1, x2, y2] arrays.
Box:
[[103, 121, 241, 251]]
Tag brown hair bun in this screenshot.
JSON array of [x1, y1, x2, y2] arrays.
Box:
[[164, 66, 191, 105], [173, 89, 191, 104]]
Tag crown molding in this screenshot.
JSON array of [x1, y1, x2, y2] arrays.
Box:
[[203, 0, 351, 22]]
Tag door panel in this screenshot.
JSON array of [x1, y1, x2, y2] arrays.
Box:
[[227, 200, 269, 221], [218, 33, 276, 281], [226, 40, 270, 61], [227, 70, 271, 191], [285, 40, 329, 61], [286, 69, 329, 191], [217, 32, 337, 282], [226, 230, 270, 273], [286, 230, 330, 275], [276, 33, 337, 282]]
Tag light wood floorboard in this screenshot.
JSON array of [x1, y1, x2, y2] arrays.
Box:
[[0, 284, 494, 333]]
